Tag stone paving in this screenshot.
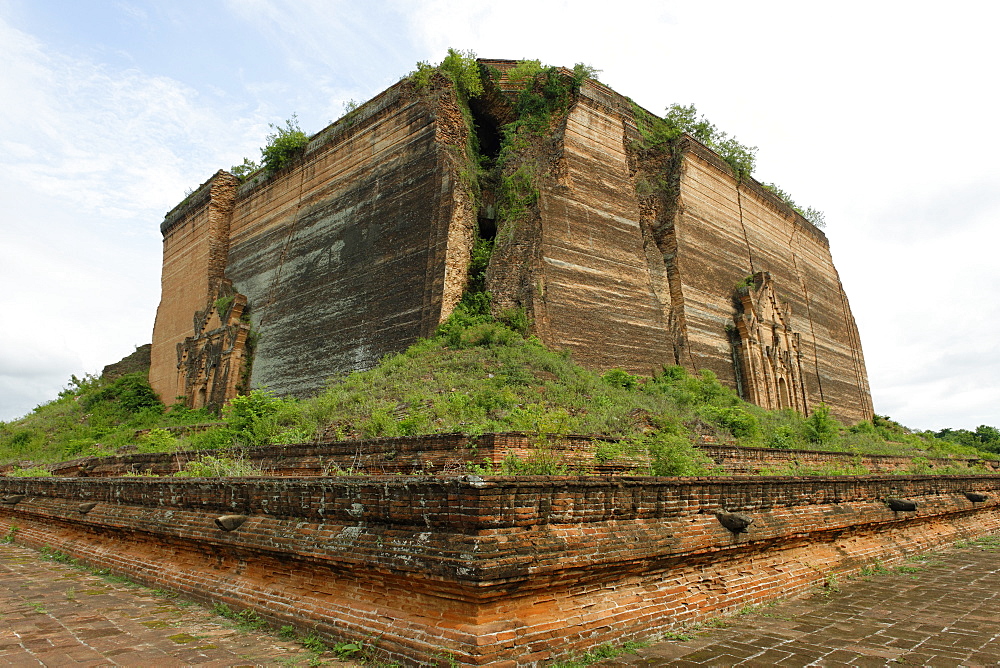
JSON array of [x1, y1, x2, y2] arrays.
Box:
[[598, 534, 1000, 667], [0, 542, 360, 667]]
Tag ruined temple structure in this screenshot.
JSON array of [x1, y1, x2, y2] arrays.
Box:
[[149, 59, 873, 423]]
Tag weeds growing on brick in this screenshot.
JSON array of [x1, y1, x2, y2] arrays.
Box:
[[6, 465, 53, 477], [300, 631, 327, 653], [858, 559, 891, 577], [39, 546, 81, 567], [212, 602, 269, 631], [93, 568, 140, 587]]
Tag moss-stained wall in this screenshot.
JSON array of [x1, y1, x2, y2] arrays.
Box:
[[152, 78, 477, 401]]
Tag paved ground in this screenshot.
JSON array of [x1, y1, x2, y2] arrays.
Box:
[[0, 542, 361, 667], [3, 536, 999, 666], [599, 533, 1000, 667]]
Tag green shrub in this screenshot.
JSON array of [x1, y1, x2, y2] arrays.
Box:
[[137, 428, 178, 453], [497, 450, 570, 475], [700, 405, 760, 440], [766, 423, 798, 449], [261, 114, 309, 174], [230, 157, 260, 181], [804, 404, 840, 444], [222, 388, 305, 447], [602, 369, 638, 391], [187, 427, 235, 450], [82, 372, 163, 419], [645, 432, 713, 476], [761, 183, 826, 228], [438, 48, 483, 100]]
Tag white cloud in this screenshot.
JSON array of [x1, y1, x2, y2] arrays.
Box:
[[0, 15, 266, 420]]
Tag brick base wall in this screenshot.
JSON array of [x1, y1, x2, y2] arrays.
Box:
[[1, 475, 999, 665]]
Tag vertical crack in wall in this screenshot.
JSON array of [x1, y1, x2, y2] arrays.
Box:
[[627, 122, 674, 365], [735, 184, 756, 275], [636, 137, 689, 368]]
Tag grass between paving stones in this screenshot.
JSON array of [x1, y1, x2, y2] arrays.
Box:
[[554, 601, 783, 665], [547, 640, 651, 667]]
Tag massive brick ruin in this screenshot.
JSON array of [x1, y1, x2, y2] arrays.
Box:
[[149, 59, 873, 423]]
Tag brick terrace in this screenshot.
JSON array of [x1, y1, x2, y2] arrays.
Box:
[[3, 535, 999, 666], [2, 474, 999, 665]]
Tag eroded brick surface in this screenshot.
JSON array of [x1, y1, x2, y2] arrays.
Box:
[[0, 543, 360, 667], [600, 537, 1000, 667]]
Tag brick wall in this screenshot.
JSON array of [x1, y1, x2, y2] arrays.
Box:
[[41, 432, 1000, 478], [2, 474, 998, 665]]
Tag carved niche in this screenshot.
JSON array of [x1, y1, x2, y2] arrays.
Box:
[[176, 281, 253, 410], [731, 272, 809, 413]]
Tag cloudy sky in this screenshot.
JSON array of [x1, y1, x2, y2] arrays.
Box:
[[1, 0, 997, 431]]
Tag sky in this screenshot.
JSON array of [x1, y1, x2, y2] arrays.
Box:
[[1, 0, 997, 432]]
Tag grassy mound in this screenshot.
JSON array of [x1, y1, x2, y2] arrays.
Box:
[[1, 308, 994, 475]]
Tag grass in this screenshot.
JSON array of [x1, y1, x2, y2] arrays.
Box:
[[92, 568, 140, 588], [548, 640, 649, 667], [2, 311, 997, 474], [858, 559, 891, 577], [955, 534, 1000, 550], [39, 546, 83, 568], [0, 371, 216, 466]]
